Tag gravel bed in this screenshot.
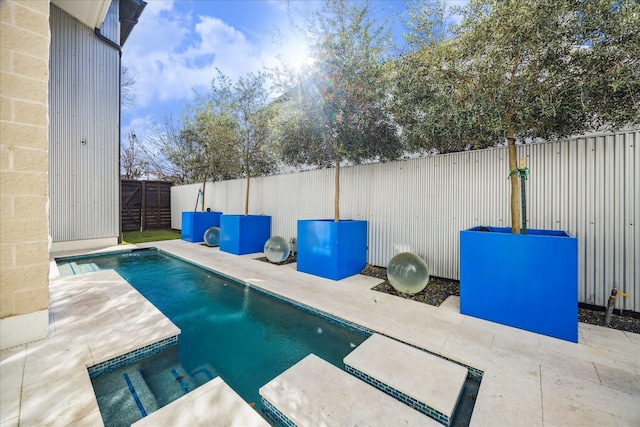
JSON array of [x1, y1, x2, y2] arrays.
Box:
[[255, 254, 297, 266], [362, 265, 640, 334], [255, 257, 639, 334]]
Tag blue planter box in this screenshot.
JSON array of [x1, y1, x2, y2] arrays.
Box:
[[297, 219, 367, 281], [220, 215, 271, 255], [181, 211, 222, 243], [460, 226, 578, 342]]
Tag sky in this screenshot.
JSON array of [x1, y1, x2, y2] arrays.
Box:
[[120, 0, 464, 147], [120, 0, 411, 144]]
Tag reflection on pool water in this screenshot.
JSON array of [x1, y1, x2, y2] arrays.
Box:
[[58, 249, 367, 426]]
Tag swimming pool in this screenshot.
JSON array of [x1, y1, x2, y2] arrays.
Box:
[[57, 249, 368, 425]]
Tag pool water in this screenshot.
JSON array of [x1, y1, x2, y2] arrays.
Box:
[[60, 249, 367, 426]]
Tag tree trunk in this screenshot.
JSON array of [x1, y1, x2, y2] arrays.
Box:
[[507, 131, 521, 234], [244, 172, 250, 216], [334, 155, 340, 222]]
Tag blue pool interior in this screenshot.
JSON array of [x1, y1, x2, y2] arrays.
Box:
[[56, 249, 369, 426], [57, 249, 480, 426]]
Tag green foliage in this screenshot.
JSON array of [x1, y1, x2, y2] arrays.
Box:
[[144, 112, 238, 186], [143, 71, 277, 212], [203, 71, 277, 179], [393, 0, 640, 231], [205, 70, 278, 214], [272, 0, 404, 220], [179, 101, 242, 185], [395, 0, 639, 152]]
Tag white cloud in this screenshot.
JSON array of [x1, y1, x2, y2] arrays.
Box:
[[188, 15, 264, 77], [143, 0, 175, 18], [120, 0, 386, 142], [122, 2, 275, 110], [122, 114, 157, 146], [266, 0, 288, 12]]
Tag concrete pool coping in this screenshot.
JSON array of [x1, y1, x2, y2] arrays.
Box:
[[1, 239, 639, 426]]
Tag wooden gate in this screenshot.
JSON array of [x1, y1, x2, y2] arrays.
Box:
[[121, 180, 172, 231]]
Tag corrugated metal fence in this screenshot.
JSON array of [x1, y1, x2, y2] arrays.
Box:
[[172, 130, 639, 311]]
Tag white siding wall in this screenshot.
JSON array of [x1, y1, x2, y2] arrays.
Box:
[[48, 2, 120, 243], [172, 130, 639, 311]]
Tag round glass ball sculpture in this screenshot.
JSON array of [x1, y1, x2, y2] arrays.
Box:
[[264, 236, 290, 263], [387, 252, 430, 294], [203, 226, 221, 247]]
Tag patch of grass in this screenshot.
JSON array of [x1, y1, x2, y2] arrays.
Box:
[[121, 229, 181, 244]]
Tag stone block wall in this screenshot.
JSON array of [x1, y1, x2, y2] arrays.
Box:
[[0, 0, 51, 348]]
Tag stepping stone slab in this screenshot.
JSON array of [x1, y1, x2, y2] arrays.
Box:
[[259, 353, 439, 427], [133, 377, 269, 427], [344, 333, 467, 426]]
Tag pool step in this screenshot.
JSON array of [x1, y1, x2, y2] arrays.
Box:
[[259, 354, 440, 427], [56, 262, 74, 276], [344, 333, 467, 426], [142, 362, 199, 407], [58, 261, 100, 276], [93, 368, 159, 425], [189, 364, 218, 383], [133, 377, 270, 427]]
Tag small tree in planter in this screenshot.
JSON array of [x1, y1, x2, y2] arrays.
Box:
[[272, 0, 404, 279], [182, 103, 242, 208], [206, 70, 278, 254], [178, 100, 242, 242], [392, 0, 639, 341]]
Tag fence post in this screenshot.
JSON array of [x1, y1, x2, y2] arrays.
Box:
[[141, 180, 146, 231], [156, 183, 161, 227]]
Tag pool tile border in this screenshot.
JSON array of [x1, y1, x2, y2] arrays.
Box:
[[55, 248, 142, 264], [261, 398, 296, 427], [345, 364, 454, 426], [87, 335, 179, 378]]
